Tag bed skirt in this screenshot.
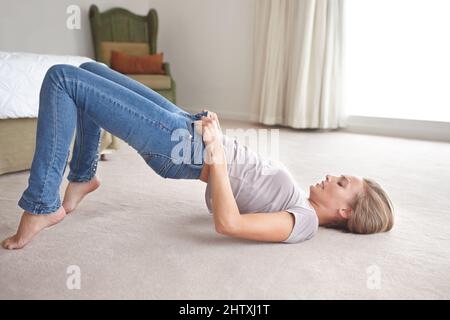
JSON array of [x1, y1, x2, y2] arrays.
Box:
[[0, 118, 119, 175]]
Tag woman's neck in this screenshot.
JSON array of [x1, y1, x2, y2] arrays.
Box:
[[307, 198, 336, 226]]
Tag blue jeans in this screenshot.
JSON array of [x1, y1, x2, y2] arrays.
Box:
[[18, 62, 207, 215]]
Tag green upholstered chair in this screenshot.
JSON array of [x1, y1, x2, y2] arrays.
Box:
[[89, 5, 177, 103]]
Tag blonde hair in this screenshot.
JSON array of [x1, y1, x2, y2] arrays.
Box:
[[345, 178, 394, 234]]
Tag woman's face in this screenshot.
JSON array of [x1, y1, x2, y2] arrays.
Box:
[[309, 174, 365, 214]]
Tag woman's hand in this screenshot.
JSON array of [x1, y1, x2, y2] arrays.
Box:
[[193, 110, 223, 145], [201, 109, 223, 133], [201, 113, 223, 146], [197, 111, 226, 165]]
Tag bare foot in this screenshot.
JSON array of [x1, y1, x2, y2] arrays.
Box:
[[2, 207, 66, 250], [62, 176, 101, 214]]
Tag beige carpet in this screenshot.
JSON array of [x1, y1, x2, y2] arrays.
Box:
[[0, 119, 449, 299]]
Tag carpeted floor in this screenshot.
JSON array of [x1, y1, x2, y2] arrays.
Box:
[[0, 119, 449, 299]]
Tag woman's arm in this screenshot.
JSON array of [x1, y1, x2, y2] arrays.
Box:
[[203, 122, 240, 232], [202, 114, 295, 242], [208, 143, 240, 233]]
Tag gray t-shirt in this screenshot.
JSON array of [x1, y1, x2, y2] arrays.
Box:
[[204, 134, 319, 244]]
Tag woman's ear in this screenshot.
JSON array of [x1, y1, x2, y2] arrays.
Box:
[[338, 208, 352, 220]]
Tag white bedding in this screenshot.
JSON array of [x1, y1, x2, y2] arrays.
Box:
[[0, 51, 92, 119]]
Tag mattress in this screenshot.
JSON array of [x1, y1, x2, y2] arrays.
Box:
[[0, 51, 92, 119]]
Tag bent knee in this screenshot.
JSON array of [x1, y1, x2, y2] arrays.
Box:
[[79, 61, 98, 70], [45, 64, 79, 82], [47, 63, 76, 74]]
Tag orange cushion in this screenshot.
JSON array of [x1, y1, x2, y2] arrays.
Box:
[[110, 50, 165, 74]]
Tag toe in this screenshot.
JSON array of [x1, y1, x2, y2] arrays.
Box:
[[2, 237, 14, 250], [1, 238, 9, 249], [2, 236, 26, 250]]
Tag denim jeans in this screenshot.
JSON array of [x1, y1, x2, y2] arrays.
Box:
[[18, 62, 207, 214]]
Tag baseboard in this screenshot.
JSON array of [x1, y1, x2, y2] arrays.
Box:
[[342, 115, 450, 143]]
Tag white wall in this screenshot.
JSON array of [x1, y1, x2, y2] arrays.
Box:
[[148, 0, 256, 119], [0, 0, 256, 120], [0, 0, 152, 57]]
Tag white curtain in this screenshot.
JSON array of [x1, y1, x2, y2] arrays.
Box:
[[250, 0, 345, 129]]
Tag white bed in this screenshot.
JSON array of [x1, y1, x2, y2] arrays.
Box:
[[0, 51, 119, 175]]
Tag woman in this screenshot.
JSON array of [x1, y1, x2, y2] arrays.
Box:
[[2, 62, 394, 250]]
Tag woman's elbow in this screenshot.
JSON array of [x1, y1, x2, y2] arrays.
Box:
[[215, 221, 239, 236]]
